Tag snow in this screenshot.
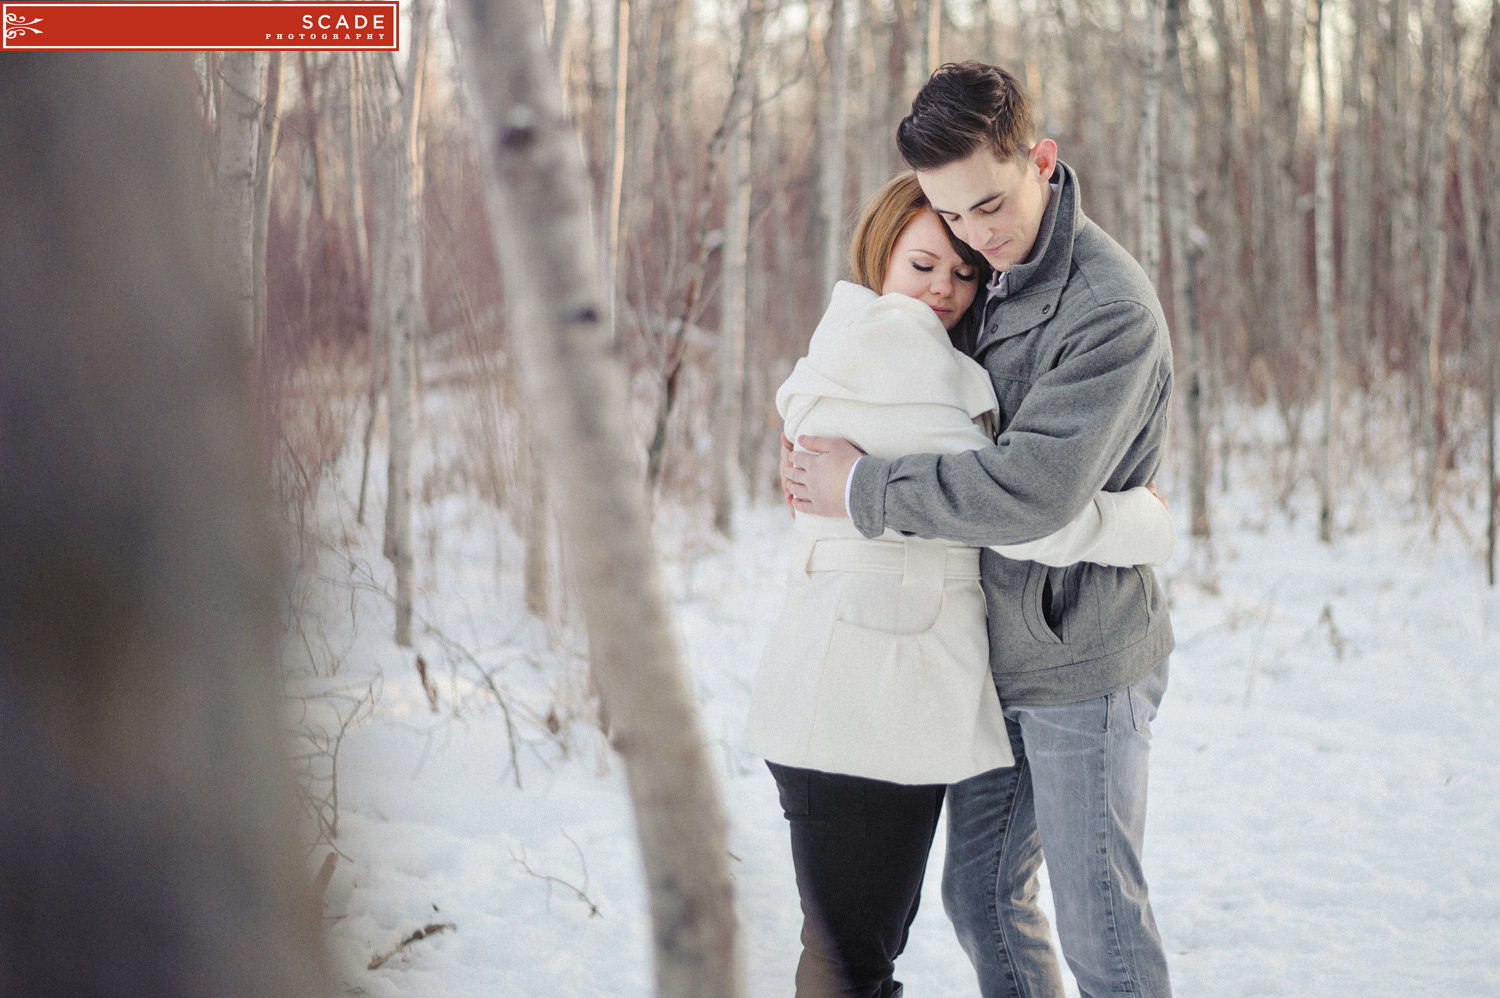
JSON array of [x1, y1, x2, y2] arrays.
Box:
[[287, 425, 1500, 997]]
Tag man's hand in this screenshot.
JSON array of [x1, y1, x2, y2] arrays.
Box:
[[782, 435, 865, 518]]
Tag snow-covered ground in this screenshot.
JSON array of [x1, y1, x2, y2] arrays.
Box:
[[285, 424, 1500, 998]]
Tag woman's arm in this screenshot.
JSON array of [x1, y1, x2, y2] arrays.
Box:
[[989, 486, 1175, 567]]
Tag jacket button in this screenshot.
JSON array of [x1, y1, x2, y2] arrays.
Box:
[[1041, 304, 1051, 315]]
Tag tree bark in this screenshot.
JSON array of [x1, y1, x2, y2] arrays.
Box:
[[216, 52, 261, 349], [384, 0, 431, 647], [1164, 0, 1209, 540], [1, 52, 326, 998], [1484, 0, 1500, 582], [252, 52, 282, 351], [926, 0, 941, 78], [445, 0, 743, 994], [713, 0, 764, 537], [820, 0, 849, 294], [607, 0, 631, 339], [1416, 0, 1453, 511], [1136, 0, 1164, 289], [1340, 0, 1370, 368], [1313, 0, 1338, 543]]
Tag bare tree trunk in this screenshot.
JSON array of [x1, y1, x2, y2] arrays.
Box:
[[521, 436, 554, 621], [1416, 0, 1453, 512], [1137, 0, 1164, 289], [550, 0, 572, 68], [1386, 0, 1418, 405], [713, 0, 764, 537], [1340, 0, 1370, 360], [1460, 104, 1491, 582], [608, 0, 631, 339], [1205, 0, 1243, 487], [1313, 0, 1337, 542], [1, 52, 326, 998], [252, 52, 282, 350], [346, 52, 372, 289], [927, 0, 941, 74], [1484, 0, 1500, 582], [445, 0, 743, 994], [820, 0, 849, 294], [216, 52, 261, 349], [385, 0, 431, 647], [352, 52, 383, 526], [1164, 0, 1209, 540]]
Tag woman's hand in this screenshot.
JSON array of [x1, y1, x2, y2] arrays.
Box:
[[1147, 481, 1169, 509], [780, 435, 796, 513]]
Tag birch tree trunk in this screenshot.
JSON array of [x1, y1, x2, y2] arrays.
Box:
[[1, 52, 325, 998], [1136, 0, 1164, 290], [445, 1, 743, 995], [353, 52, 384, 526], [712, 0, 764, 537], [384, 0, 431, 647], [1313, 0, 1338, 542], [252, 52, 282, 350], [608, 0, 631, 338], [1163, 0, 1209, 539], [216, 52, 261, 349], [820, 0, 849, 294]]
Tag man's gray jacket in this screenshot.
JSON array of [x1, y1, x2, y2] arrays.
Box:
[[848, 161, 1175, 705]]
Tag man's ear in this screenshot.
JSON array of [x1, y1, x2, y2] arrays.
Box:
[[1030, 139, 1058, 183]]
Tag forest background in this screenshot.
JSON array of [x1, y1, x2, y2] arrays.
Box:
[[231, 0, 1500, 606], [194, 0, 1500, 990]]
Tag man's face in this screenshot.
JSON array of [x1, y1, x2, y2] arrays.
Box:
[[916, 139, 1056, 273]]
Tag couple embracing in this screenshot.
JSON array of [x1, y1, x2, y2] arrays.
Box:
[[745, 62, 1177, 998]]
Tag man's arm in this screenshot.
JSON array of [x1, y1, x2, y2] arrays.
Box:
[[847, 300, 1170, 547]]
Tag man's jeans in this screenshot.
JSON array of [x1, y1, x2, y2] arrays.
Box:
[[941, 659, 1172, 998]]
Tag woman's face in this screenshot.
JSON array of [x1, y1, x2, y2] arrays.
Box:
[[879, 209, 980, 331]]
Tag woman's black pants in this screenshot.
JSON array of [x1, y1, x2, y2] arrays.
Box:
[[767, 761, 946, 998]]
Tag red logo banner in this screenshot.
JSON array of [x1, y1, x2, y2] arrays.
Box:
[[2, 2, 400, 51]]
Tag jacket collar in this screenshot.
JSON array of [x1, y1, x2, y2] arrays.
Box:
[[977, 160, 1084, 350]]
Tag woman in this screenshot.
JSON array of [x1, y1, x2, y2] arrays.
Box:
[[744, 174, 1175, 998]]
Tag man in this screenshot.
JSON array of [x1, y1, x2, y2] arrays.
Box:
[[784, 62, 1175, 998]]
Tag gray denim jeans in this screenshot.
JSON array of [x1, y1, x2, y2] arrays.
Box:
[[941, 658, 1172, 998]]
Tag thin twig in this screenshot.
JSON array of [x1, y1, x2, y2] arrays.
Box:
[[367, 922, 457, 970], [512, 835, 600, 918]]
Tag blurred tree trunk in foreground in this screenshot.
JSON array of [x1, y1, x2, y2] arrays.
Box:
[[446, 0, 742, 994], [0, 53, 325, 998]]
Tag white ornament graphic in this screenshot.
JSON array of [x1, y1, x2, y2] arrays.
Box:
[[5, 12, 44, 39]]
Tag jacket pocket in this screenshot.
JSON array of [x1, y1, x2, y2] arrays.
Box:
[[1021, 562, 1064, 645], [834, 572, 945, 636]]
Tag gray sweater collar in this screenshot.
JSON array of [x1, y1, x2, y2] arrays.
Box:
[[978, 162, 1083, 349]]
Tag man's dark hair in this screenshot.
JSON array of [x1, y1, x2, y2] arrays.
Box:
[[896, 62, 1036, 171]]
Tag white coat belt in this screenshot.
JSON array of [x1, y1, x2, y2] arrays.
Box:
[[802, 536, 980, 584]]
